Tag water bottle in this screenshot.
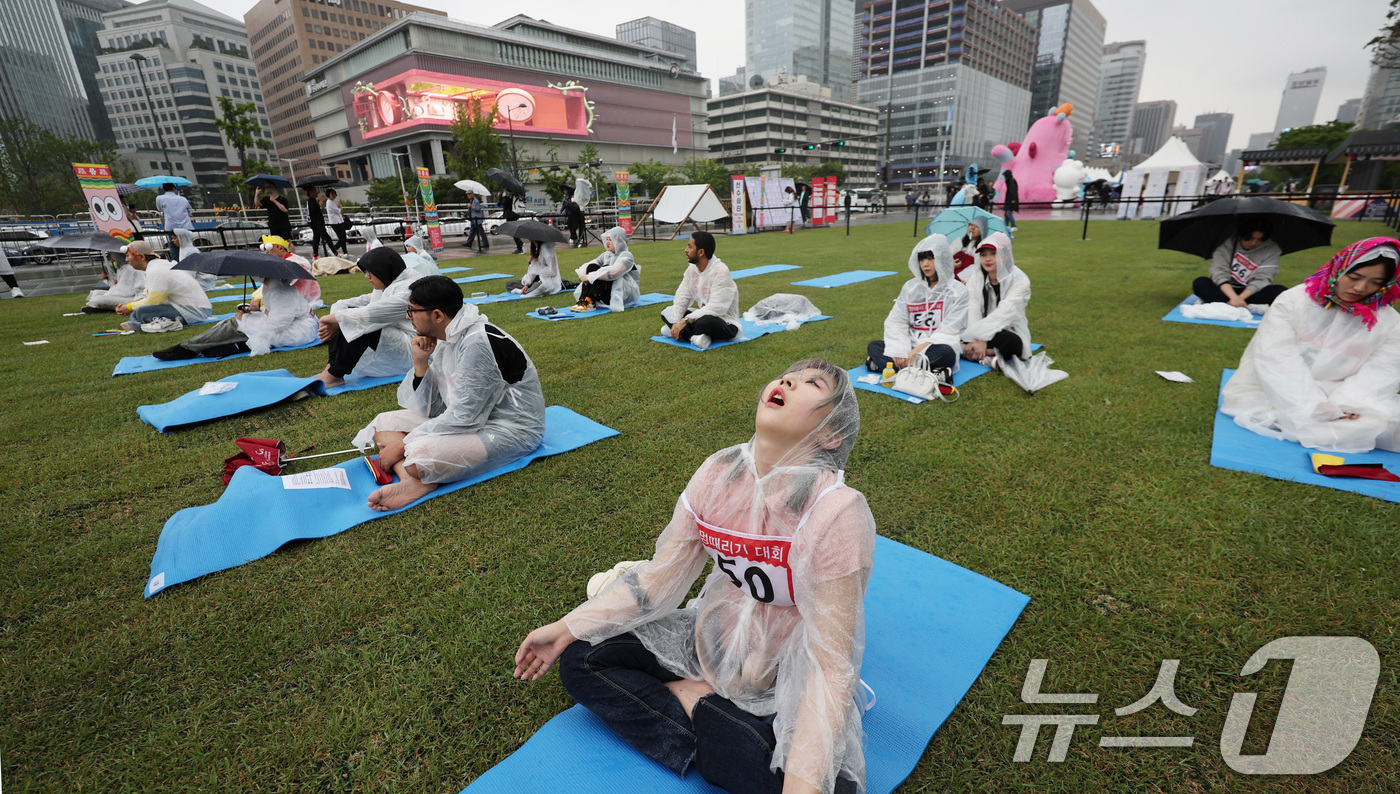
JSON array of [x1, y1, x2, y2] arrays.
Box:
[[881, 361, 896, 387]]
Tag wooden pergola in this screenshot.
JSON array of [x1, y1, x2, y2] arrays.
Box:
[[1235, 146, 1329, 192], [1326, 131, 1400, 189]]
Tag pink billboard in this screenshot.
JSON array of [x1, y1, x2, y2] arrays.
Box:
[[351, 69, 593, 141]]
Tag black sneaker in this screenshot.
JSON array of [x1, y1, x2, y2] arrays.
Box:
[[81, 306, 105, 314]]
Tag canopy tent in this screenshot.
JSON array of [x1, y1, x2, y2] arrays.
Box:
[[1120, 136, 1207, 220], [637, 184, 728, 239], [1132, 136, 1204, 172], [1206, 169, 1233, 182], [1083, 166, 1118, 184]]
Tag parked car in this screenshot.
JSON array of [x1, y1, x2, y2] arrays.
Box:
[[485, 209, 535, 234], [0, 229, 54, 265], [192, 219, 268, 250]]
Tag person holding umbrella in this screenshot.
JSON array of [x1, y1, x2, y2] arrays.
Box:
[[561, 187, 587, 248], [499, 191, 524, 254], [114, 240, 212, 331], [513, 240, 562, 298], [1192, 220, 1286, 308], [1221, 237, 1400, 453], [465, 192, 488, 253], [151, 271, 317, 360], [311, 247, 422, 388], [257, 184, 292, 240], [155, 183, 193, 258]]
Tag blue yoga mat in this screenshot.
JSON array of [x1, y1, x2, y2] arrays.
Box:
[[439, 266, 472, 274], [1211, 370, 1400, 503], [112, 337, 322, 376], [146, 405, 619, 597], [846, 344, 1043, 404], [650, 315, 831, 351], [1161, 296, 1262, 329], [729, 264, 802, 279], [137, 368, 401, 432], [453, 273, 515, 285], [463, 535, 1028, 794], [207, 282, 249, 292], [791, 270, 898, 289], [527, 293, 674, 321]]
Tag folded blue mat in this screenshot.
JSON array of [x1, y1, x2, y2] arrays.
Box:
[[527, 293, 674, 321], [729, 264, 802, 279], [453, 273, 515, 285], [846, 344, 1043, 403], [137, 368, 401, 432], [112, 337, 322, 376], [791, 270, 898, 289], [207, 282, 251, 292], [439, 266, 472, 274], [463, 535, 1028, 794], [1211, 370, 1400, 503], [146, 405, 619, 597], [1161, 296, 1262, 329], [650, 315, 831, 351]]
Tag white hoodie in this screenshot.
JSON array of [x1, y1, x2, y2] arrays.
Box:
[[882, 234, 970, 364]]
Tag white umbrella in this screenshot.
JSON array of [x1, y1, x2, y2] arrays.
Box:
[[454, 179, 491, 196], [999, 352, 1069, 395], [574, 178, 593, 208]]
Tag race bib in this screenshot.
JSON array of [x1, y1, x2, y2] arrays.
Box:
[[695, 517, 796, 607], [1229, 253, 1258, 286], [906, 300, 944, 333]]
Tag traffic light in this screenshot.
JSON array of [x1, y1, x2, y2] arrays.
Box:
[[804, 143, 817, 150], [773, 147, 787, 154], [834, 140, 847, 147]]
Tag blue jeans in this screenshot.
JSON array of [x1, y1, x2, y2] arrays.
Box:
[[132, 304, 183, 324], [1004, 209, 1016, 228], [559, 634, 857, 793]]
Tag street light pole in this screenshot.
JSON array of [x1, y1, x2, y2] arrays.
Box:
[[129, 53, 173, 174], [282, 156, 305, 219], [389, 150, 413, 231], [502, 102, 527, 177]]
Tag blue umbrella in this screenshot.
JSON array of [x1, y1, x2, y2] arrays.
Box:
[[924, 206, 1010, 240], [244, 173, 292, 188], [134, 175, 192, 188]]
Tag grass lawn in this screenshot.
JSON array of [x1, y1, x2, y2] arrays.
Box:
[[0, 217, 1396, 792]]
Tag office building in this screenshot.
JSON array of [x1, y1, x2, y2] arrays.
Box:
[[718, 66, 750, 96], [96, 0, 276, 187], [1272, 66, 1325, 137], [1335, 97, 1360, 124], [616, 17, 697, 72], [1001, 0, 1107, 147], [1129, 99, 1174, 157], [243, 0, 445, 175], [1246, 131, 1274, 151], [1191, 111, 1232, 167], [1359, 50, 1400, 131], [1172, 124, 1203, 159], [747, 0, 857, 100], [853, 0, 1035, 185], [0, 0, 126, 139], [1088, 39, 1143, 158], [302, 13, 710, 190], [708, 74, 881, 186]]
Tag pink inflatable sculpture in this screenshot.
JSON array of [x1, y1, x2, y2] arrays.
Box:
[[992, 103, 1075, 205]]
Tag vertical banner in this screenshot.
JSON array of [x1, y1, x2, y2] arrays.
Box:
[[1172, 166, 1202, 216], [73, 163, 137, 241], [826, 179, 837, 225], [415, 167, 443, 252], [1117, 171, 1146, 220], [1139, 171, 1170, 220], [811, 178, 826, 227], [730, 175, 748, 235], [615, 171, 632, 235]]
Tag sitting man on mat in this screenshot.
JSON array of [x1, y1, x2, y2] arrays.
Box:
[[659, 231, 739, 350], [151, 274, 317, 360], [515, 358, 874, 794], [82, 252, 145, 313], [311, 248, 421, 388], [353, 275, 546, 511], [114, 240, 213, 332]]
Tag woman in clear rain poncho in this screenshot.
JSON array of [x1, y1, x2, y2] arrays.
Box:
[[402, 234, 440, 277], [513, 239, 563, 297], [83, 252, 145, 312], [311, 247, 422, 387], [953, 217, 987, 277], [352, 275, 545, 509], [868, 233, 970, 375], [960, 231, 1032, 367], [170, 227, 216, 290], [151, 276, 317, 360], [515, 359, 875, 794], [570, 226, 640, 312], [1221, 237, 1400, 453]]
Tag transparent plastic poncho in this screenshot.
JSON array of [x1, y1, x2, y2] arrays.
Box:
[[882, 234, 969, 361], [959, 231, 1032, 358], [744, 293, 821, 330], [563, 361, 875, 793], [328, 264, 422, 378], [236, 277, 317, 355], [521, 242, 563, 297], [574, 227, 640, 310], [171, 228, 215, 290]]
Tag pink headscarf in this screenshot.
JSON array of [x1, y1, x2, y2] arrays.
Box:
[[1301, 236, 1400, 330]]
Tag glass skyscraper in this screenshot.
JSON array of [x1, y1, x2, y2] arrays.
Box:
[[0, 0, 101, 139], [746, 0, 856, 100], [1001, 0, 1106, 148]]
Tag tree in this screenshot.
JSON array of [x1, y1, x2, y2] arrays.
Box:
[[367, 169, 416, 209], [445, 98, 505, 186], [213, 96, 271, 177], [226, 154, 272, 202], [675, 157, 732, 194], [1262, 121, 1356, 186], [1369, 0, 1400, 68], [519, 137, 574, 202], [0, 117, 119, 215], [629, 159, 673, 198], [576, 142, 609, 200]]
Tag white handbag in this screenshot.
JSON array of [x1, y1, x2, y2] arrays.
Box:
[[892, 352, 958, 402]]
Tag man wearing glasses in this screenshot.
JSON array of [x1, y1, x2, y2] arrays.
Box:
[[352, 275, 546, 511]]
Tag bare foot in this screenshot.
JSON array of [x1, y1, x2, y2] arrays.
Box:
[[664, 678, 716, 719], [312, 369, 345, 388], [367, 479, 436, 511]]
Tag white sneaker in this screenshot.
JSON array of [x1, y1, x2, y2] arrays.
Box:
[[980, 355, 999, 370], [120, 320, 141, 331], [9, 287, 24, 298], [660, 324, 672, 338], [140, 317, 184, 333], [691, 333, 712, 350]]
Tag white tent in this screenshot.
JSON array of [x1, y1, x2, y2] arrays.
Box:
[[1206, 169, 1233, 183], [1124, 136, 1206, 218], [638, 184, 729, 239], [1132, 136, 1204, 172]]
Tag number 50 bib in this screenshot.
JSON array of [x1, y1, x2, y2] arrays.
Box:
[[695, 518, 795, 606]]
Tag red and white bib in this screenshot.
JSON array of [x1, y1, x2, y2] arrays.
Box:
[[681, 477, 845, 608], [1229, 253, 1259, 286], [906, 299, 944, 333]]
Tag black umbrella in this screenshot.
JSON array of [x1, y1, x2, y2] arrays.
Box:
[[1158, 196, 1335, 258], [40, 232, 129, 252], [496, 219, 568, 244], [245, 174, 292, 189], [297, 174, 343, 188], [115, 182, 144, 196], [486, 167, 525, 196], [175, 250, 311, 303]]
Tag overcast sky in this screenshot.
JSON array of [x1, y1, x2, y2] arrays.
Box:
[[200, 0, 1389, 151]]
